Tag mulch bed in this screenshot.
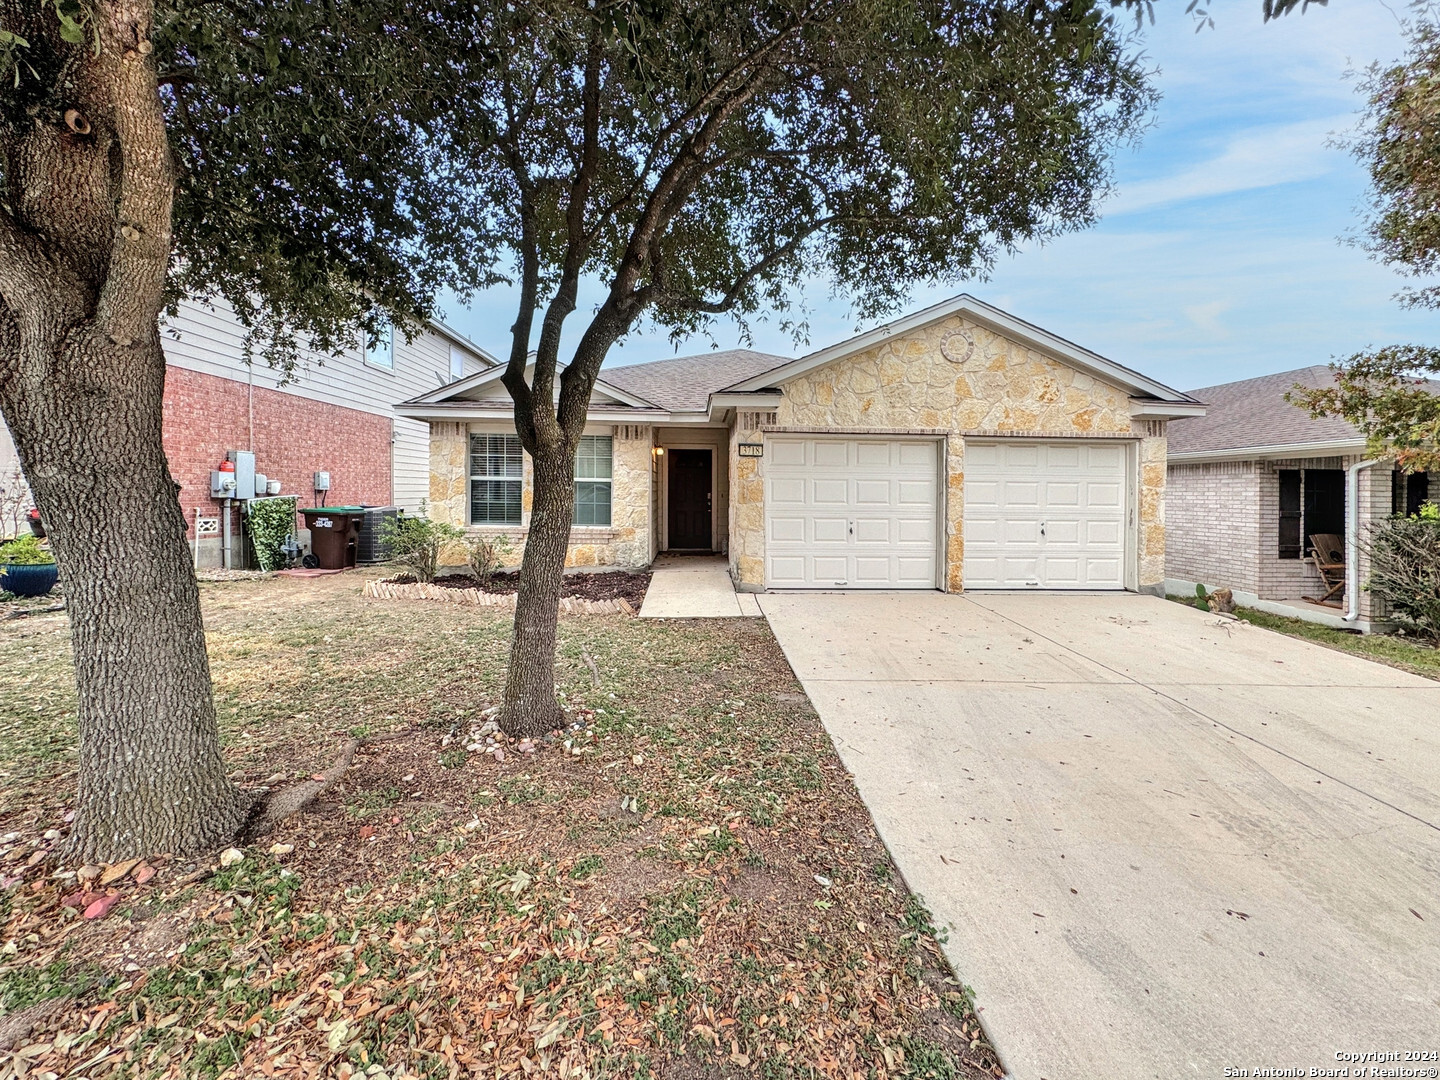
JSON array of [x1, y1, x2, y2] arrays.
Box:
[[391, 570, 653, 607]]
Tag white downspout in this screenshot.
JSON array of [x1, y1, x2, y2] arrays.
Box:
[[1343, 458, 1380, 623]]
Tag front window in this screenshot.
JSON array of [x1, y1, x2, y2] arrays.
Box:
[[470, 434, 522, 525], [573, 435, 612, 526], [365, 319, 394, 369]]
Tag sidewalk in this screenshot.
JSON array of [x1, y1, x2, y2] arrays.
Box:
[[638, 555, 762, 618]]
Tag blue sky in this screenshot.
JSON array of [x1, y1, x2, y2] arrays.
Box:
[[438, 0, 1440, 394]]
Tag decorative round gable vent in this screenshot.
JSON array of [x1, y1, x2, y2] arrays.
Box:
[[940, 329, 975, 364]]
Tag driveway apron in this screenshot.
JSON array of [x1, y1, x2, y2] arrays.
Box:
[[759, 590, 1440, 1079]]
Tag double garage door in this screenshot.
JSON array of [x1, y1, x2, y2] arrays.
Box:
[[763, 436, 1127, 590]]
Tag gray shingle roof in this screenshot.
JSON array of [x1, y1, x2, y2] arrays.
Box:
[[602, 349, 790, 412], [1167, 366, 1364, 456]]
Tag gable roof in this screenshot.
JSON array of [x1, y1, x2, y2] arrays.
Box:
[[603, 350, 790, 412], [401, 360, 659, 410], [1167, 366, 1364, 459], [425, 318, 499, 366], [723, 293, 1198, 405]]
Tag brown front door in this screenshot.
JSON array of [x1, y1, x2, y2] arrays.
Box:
[[667, 449, 712, 549]]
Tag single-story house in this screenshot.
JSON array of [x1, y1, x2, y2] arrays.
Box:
[[1165, 365, 1433, 631], [396, 294, 1203, 594]]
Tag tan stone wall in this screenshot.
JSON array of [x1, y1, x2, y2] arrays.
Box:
[[730, 315, 1166, 592], [728, 411, 771, 589], [427, 422, 652, 569]]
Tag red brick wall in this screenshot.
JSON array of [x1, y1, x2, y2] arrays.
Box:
[[163, 365, 393, 536]]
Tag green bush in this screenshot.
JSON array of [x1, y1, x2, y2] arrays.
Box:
[[381, 509, 465, 583], [1366, 508, 1440, 641], [0, 535, 54, 565], [245, 497, 298, 572]]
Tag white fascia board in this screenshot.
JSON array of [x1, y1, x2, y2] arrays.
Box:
[[1167, 440, 1369, 464], [425, 318, 500, 367], [1129, 399, 1208, 419], [394, 402, 674, 423], [705, 391, 784, 422], [725, 293, 1196, 404], [404, 364, 660, 409]]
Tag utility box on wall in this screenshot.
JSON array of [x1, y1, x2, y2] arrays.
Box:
[[226, 451, 256, 503]]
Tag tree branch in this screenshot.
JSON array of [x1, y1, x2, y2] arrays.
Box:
[[93, 1, 174, 347]]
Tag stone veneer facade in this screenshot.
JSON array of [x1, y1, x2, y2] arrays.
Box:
[[729, 314, 1168, 592], [427, 422, 653, 568]]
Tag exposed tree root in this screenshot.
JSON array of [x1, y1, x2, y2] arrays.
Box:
[[3, 602, 65, 621], [240, 738, 359, 841]]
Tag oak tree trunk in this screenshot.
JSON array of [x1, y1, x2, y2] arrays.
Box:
[[497, 441, 576, 738], [1, 326, 252, 863], [0, 0, 249, 861]]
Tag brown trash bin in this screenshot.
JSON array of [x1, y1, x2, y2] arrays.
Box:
[[300, 506, 365, 569]]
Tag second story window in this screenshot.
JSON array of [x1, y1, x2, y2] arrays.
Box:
[[449, 345, 467, 381], [365, 319, 394, 370]]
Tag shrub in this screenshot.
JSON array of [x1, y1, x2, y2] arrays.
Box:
[[381, 511, 465, 583], [245, 497, 298, 572], [1366, 507, 1440, 640], [0, 535, 54, 565], [466, 534, 514, 583]]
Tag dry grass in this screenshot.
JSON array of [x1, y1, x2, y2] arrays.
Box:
[[0, 574, 1000, 1080]]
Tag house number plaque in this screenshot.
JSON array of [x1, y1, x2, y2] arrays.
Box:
[[738, 443, 763, 458]]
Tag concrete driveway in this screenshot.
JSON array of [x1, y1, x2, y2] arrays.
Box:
[[759, 591, 1440, 1079]]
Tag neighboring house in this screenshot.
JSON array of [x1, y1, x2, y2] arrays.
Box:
[[398, 294, 1201, 594], [0, 297, 495, 562], [1165, 365, 1433, 631]]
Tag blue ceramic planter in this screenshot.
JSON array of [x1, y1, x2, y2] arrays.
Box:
[[0, 563, 58, 598]]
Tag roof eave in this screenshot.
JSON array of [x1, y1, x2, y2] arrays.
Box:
[[395, 402, 705, 424], [1167, 439, 1371, 464], [706, 390, 784, 422], [1130, 399, 1208, 420]]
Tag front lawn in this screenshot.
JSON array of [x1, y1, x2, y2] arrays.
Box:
[[1166, 595, 1440, 680], [0, 574, 1000, 1079]]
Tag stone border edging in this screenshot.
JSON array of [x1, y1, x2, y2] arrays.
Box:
[[363, 579, 635, 616]]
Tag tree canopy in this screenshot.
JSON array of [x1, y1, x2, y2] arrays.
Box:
[[441, 0, 1161, 734], [1289, 16, 1440, 473]]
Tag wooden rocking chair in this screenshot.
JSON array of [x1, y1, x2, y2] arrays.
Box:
[[1302, 532, 1346, 606]]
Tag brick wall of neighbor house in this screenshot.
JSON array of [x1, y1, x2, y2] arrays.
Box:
[[164, 365, 393, 556], [729, 314, 1167, 592], [1165, 461, 1262, 592], [427, 421, 652, 569], [1170, 454, 1392, 618], [1255, 459, 1340, 600]]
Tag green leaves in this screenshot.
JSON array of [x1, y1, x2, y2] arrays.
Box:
[[1287, 348, 1440, 473]]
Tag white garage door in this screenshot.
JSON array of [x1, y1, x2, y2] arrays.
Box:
[[963, 440, 1127, 589], [766, 438, 939, 589]]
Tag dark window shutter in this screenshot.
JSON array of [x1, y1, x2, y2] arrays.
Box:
[[1278, 470, 1301, 560]]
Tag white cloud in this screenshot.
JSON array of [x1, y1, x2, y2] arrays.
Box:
[[1183, 298, 1233, 337], [1104, 116, 1352, 215]]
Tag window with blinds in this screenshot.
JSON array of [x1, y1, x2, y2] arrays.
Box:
[[470, 434, 523, 525], [573, 435, 612, 527]]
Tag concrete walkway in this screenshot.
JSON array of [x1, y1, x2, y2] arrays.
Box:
[[760, 590, 1440, 1079], [638, 555, 762, 618]]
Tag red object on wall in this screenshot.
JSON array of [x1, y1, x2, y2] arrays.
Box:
[[162, 365, 393, 536]]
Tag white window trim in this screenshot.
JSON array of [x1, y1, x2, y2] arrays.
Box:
[[469, 433, 523, 526], [364, 319, 395, 373], [573, 435, 613, 528]]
